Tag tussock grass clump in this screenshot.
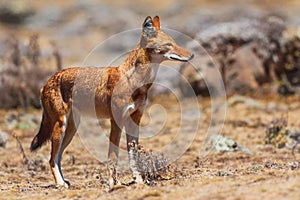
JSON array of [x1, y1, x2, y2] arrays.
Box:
[[264, 116, 289, 148], [128, 141, 175, 185], [264, 115, 300, 152]]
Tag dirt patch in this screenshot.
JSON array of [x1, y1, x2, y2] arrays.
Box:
[[1, 95, 300, 199], [0, 0, 300, 199]]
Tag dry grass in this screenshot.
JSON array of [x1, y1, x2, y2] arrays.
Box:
[[0, 34, 61, 110], [1, 96, 300, 199]]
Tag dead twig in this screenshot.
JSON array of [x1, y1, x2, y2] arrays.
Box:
[[11, 132, 29, 165]]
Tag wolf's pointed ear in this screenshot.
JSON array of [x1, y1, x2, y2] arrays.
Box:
[[153, 16, 160, 29], [142, 16, 156, 37]]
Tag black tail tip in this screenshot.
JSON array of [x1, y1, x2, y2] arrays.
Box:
[[30, 136, 40, 151]]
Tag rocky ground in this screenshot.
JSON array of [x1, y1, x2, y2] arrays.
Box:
[[0, 0, 300, 199], [1, 94, 300, 199]]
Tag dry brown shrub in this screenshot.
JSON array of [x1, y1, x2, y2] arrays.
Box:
[[0, 34, 62, 110], [128, 141, 175, 185]]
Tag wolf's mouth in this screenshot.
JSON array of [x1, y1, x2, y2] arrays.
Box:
[[165, 53, 194, 62]]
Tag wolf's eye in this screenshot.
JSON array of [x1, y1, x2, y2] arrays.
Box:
[[165, 43, 173, 47]]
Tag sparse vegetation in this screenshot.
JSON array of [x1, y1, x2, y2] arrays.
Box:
[[0, 0, 300, 199], [128, 141, 175, 185], [264, 116, 289, 148], [264, 115, 300, 152], [0, 34, 61, 110]]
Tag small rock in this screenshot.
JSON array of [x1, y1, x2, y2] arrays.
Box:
[[208, 135, 251, 153], [0, 130, 8, 148], [228, 95, 265, 109], [0, 0, 34, 24]]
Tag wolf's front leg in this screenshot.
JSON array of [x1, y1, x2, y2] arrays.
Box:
[[107, 119, 122, 188], [125, 110, 143, 184]]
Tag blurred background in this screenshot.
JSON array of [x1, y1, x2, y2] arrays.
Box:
[[1, 2, 300, 197], [0, 0, 299, 109]]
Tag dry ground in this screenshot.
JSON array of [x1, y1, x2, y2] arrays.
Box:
[[1, 94, 300, 199], [0, 1, 300, 199]]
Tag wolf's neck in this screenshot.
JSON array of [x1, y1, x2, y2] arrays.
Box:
[[119, 45, 149, 70], [118, 44, 159, 82]]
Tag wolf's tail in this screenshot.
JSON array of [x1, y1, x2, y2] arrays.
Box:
[[30, 112, 52, 151]]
